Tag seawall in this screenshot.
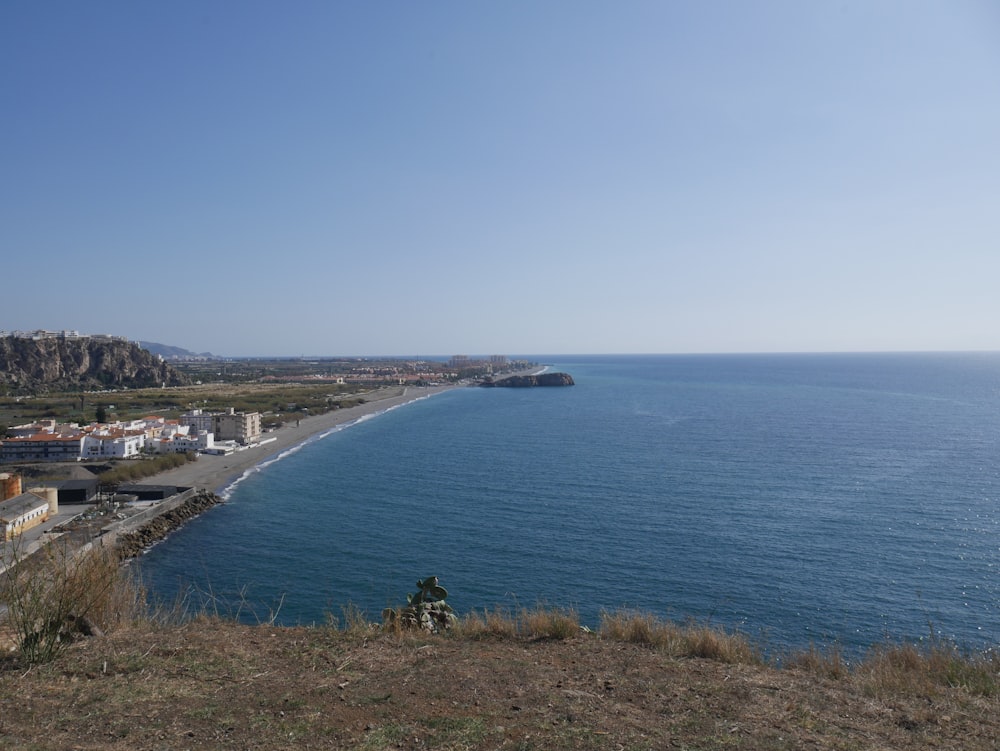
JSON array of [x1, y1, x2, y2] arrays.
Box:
[[107, 489, 223, 559]]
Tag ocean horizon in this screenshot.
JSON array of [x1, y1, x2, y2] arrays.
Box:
[[139, 352, 1000, 655]]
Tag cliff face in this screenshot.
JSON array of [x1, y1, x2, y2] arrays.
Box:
[[0, 336, 190, 392], [482, 372, 575, 388]]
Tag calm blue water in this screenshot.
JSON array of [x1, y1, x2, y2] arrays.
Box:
[[139, 353, 1000, 654]]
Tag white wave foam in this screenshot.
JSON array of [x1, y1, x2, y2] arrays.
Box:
[[218, 392, 438, 501]]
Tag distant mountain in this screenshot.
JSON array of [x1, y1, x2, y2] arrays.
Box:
[[0, 336, 190, 392], [138, 342, 219, 360]]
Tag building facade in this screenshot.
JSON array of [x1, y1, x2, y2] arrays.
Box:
[[150, 430, 214, 454], [0, 433, 87, 463], [180, 409, 215, 434], [0, 492, 50, 541], [213, 409, 262, 445], [81, 430, 146, 459]]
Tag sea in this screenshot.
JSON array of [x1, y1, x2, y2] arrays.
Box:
[[137, 353, 1000, 655]]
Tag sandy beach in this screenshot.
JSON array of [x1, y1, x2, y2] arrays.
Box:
[[147, 383, 461, 495]]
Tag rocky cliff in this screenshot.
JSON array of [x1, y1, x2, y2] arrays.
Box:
[[481, 372, 575, 387], [0, 336, 190, 393]]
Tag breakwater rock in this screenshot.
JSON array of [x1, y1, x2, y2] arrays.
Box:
[[481, 372, 575, 388], [116, 491, 222, 560]]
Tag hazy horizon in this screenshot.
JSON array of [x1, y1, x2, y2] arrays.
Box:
[[142, 344, 1000, 360], [4, 2, 998, 357]]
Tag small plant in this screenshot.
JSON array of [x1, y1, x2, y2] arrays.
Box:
[[382, 576, 457, 633], [856, 639, 1000, 698], [456, 608, 518, 639], [784, 642, 849, 679], [327, 602, 377, 637], [519, 606, 580, 639], [598, 609, 762, 664], [1, 541, 140, 663]]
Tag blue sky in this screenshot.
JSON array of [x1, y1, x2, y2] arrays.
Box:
[[3, 2, 999, 357]]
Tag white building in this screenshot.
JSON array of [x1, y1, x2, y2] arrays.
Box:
[[0, 492, 50, 541], [81, 429, 146, 459], [0, 433, 87, 463], [150, 429, 214, 454]]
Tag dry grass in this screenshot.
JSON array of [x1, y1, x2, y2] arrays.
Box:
[[516, 605, 580, 639], [782, 641, 850, 679], [385, 605, 580, 640], [7, 547, 995, 700], [0, 542, 145, 663], [356, 603, 1000, 699], [4, 557, 1000, 749], [455, 608, 519, 639], [327, 602, 380, 638], [856, 640, 1000, 698], [597, 610, 1000, 696], [599, 609, 762, 664], [2, 617, 998, 750]]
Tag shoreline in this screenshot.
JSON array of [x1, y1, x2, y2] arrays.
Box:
[[4, 369, 542, 565], [2, 385, 464, 571], [145, 383, 462, 496]]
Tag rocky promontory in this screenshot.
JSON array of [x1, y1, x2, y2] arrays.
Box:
[[480, 372, 575, 388], [0, 335, 190, 393]]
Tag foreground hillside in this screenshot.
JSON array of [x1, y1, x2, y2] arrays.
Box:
[[2, 618, 997, 750]]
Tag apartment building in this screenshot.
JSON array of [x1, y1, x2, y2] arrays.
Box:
[[180, 408, 261, 445], [214, 408, 262, 445], [0, 433, 87, 463]]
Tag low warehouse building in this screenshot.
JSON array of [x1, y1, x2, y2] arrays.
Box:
[[0, 492, 51, 541]]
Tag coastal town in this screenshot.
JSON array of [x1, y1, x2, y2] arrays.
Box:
[[0, 407, 262, 464], [0, 393, 263, 549]]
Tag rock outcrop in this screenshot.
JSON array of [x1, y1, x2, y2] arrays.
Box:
[[0, 336, 189, 393], [481, 372, 575, 388]]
